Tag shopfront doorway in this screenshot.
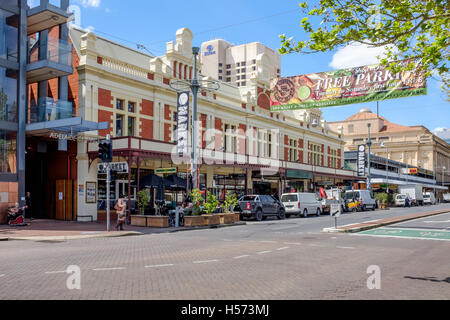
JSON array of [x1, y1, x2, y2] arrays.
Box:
[[25, 137, 77, 220]]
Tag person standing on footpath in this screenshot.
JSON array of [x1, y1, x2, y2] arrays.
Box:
[[115, 195, 127, 231]]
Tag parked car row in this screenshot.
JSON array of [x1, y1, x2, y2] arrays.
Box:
[[238, 189, 378, 221]]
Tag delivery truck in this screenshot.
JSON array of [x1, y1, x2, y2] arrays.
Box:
[[398, 184, 424, 206]]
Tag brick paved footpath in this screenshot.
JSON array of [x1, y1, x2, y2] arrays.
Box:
[[326, 208, 450, 233], [0, 219, 245, 241]]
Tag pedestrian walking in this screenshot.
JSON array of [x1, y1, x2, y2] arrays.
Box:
[[25, 192, 32, 219], [115, 195, 127, 231], [405, 196, 410, 208]]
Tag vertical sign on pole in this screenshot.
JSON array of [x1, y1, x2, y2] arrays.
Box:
[[177, 92, 190, 157], [357, 145, 366, 177]]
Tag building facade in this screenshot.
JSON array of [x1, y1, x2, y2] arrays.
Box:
[[67, 27, 357, 221], [200, 39, 281, 87], [328, 108, 450, 191], [0, 0, 107, 224]]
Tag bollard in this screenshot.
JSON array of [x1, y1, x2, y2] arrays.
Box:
[[175, 207, 179, 228]]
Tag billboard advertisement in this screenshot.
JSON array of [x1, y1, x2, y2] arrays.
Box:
[[270, 59, 427, 111]]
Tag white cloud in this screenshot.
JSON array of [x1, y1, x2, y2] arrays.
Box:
[[329, 42, 397, 69], [433, 128, 450, 140], [77, 0, 101, 8]]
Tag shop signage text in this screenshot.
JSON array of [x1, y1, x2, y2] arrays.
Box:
[[357, 145, 366, 177], [177, 92, 190, 156], [98, 162, 129, 174]]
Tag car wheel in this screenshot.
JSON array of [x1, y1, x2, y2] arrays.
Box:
[[277, 209, 286, 220], [316, 208, 321, 217], [285, 214, 291, 219], [362, 205, 367, 212], [303, 209, 308, 218], [372, 205, 376, 211], [255, 209, 263, 222]]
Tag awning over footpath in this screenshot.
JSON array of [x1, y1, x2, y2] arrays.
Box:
[[26, 117, 109, 136]]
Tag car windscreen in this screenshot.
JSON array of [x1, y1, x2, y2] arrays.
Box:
[[344, 192, 354, 200], [281, 195, 298, 202], [423, 194, 431, 198], [241, 196, 258, 201], [397, 195, 406, 199]]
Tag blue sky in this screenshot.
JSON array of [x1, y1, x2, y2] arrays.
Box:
[[40, 0, 449, 135]]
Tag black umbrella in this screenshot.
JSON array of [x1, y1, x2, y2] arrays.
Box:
[[133, 174, 171, 190], [165, 174, 187, 190]]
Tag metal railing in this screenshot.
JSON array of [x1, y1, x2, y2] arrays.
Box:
[[28, 37, 73, 67], [28, 97, 74, 123]]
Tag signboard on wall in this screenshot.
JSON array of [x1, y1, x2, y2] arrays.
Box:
[[177, 92, 190, 156], [85, 182, 97, 204], [270, 59, 427, 111], [357, 145, 366, 177]]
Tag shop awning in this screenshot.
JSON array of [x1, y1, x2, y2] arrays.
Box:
[[26, 117, 109, 136], [371, 178, 448, 191], [286, 169, 313, 180]]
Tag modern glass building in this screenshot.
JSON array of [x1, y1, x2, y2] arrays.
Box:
[[0, 0, 106, 223]]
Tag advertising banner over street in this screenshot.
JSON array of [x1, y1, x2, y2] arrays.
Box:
[[270, 59, 427, 111]]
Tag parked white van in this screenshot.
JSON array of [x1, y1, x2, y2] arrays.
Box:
[[281, 193, 322, 218], [344, 190, 376, 211], [423, 192, 437, 205]]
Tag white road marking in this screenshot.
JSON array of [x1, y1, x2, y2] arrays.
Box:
[[354, 233, 450, 242], [276, 247, 290, 251], [93, 267, 126, 271], [423, 220, 450, 224], [257, 251, 272, 255], [0, 274, 5, 278], [309, 244, 325, 247], [192, 260, 219, 264], [145, 264, 174, 268], [336, 246, 355, 250], [45, 271, 66, 274], [259, 240, 277, 243], [233, 255, 250, 259], [284, 242, 301, 245]]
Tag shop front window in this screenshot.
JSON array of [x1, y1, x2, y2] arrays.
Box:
[[0, 129, 16, 174]]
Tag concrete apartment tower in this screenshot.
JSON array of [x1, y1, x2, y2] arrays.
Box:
[[200, 39, 281, 87]]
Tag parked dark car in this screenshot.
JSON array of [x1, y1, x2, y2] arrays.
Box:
[[238, 195, 285, 221]]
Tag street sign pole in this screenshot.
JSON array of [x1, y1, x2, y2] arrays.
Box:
[[107, 164, 111, 232], [106, 135, 111, 232]]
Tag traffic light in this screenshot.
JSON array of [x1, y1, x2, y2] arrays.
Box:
[[98, 140, 113, 163]]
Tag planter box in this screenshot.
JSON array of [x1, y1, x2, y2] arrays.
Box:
[[147, 216, 169, 228], [130, 215, 147, 227], [217, 214, 225, 224], [203, 214, 220, 226], [184, 215, 207, 227], [233, 212, 240, 223], [223, 214, 235, 224]]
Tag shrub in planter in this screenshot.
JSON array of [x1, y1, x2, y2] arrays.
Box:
[[189, 189, 204, 216], [137, 190, 149, 215]]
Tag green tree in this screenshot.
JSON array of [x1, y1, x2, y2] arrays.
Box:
[[279, 1, 449, 96]]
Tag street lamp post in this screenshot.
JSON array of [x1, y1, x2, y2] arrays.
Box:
[[381, 142, 389, 194], [170, 48, 220, 192]]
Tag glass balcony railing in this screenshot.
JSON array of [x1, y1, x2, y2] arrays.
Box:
[[29, 97, 74, 124], [28, 36, 73, 67]]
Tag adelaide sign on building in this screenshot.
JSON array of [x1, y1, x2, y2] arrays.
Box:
[[270, 59, 427, 111]]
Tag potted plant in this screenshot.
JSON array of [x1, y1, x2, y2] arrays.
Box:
[[203, 191, 220, 226], [224, 191, 240, 223], [184, 189, 206, 227], [131, 190, 150, 227], [375, 193, 389, 210]]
